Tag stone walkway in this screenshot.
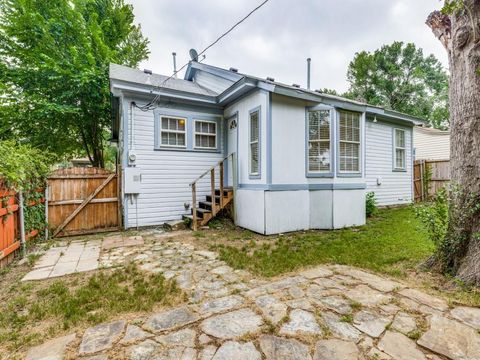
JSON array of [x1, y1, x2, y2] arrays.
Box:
[[24, 231, 480, 360]]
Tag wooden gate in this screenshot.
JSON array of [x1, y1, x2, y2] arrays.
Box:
[[414, 159, 450, 202], [48, 168, 120, 237]]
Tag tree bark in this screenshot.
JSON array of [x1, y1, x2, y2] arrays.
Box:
[[427, 2, 480, 284]]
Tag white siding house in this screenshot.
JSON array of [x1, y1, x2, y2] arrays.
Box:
[[414, 126, 450, 161], [110, 61, 423, 234]]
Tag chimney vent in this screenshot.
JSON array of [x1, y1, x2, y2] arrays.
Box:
[[266, 77, 275, 82], [229, 67, 238, 73], [307, 58, 311, 90], [143, 69, 152, 75], [292, 83, 301, 88]]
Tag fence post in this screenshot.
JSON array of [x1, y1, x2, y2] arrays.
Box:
[[18, 191, 26, 257], [45, 186, 49, 241]]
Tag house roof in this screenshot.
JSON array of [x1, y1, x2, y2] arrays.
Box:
[[109, 63, 218, 97], [414, 126, 450, 135], [109, 62, 426, 126]]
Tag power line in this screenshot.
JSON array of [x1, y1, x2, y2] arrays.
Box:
[[136, 0, 271, 111]]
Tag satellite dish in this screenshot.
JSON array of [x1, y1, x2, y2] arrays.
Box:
[[189, 48, 199, 62]]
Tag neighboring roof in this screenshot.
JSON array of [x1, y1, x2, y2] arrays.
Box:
[[414, 126, 450, 135], [109, 63, 218, 97]]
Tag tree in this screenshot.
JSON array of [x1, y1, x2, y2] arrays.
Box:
[[426, 1, 480, 284], [346, 42, 449, 129], [0, 0, 149, 167]]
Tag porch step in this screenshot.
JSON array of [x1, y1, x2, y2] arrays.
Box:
[[199, 201, 213, 211], [187, 187, 234, 230], [191, 207, 211, 218]]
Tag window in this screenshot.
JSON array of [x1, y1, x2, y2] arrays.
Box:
[[160, 116, 186, 147], [308, 109, 331, 172], [394, 128, 406, 170], [339, 111, 361, 172], [249, 109, 260, 176], [194, 120, 217, 149]]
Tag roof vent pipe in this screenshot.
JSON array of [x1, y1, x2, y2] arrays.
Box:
[[172, 52, 177, 78], [307, 58, 311, 90]]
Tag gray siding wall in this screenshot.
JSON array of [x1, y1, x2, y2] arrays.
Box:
[[365, 119, 413, 206], [414, 127, 450, 160], [123, 99, 225, 228]]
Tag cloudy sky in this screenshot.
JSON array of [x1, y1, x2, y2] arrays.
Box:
[[127, 0, 447, 93]]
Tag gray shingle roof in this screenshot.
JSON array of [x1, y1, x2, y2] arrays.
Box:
[[109, 63, 218, 96]]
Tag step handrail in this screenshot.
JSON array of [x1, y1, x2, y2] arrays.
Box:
[[189, 152, 236, 231], [189, 152, 235, 187]]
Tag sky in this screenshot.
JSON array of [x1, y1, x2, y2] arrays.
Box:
[[126, 0, 447, 93]]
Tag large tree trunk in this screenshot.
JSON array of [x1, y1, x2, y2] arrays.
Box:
[[427, 2, 480, 284]]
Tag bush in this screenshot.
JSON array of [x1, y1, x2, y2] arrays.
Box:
[[366, 192, 377, 217], [413, 188, 449, 247]]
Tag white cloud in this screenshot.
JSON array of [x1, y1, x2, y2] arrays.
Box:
[[126, 0, 448, 92]]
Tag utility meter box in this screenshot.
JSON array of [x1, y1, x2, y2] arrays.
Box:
[[124, 167, 142, 194]]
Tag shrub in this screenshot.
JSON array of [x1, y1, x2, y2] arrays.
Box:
[[366, 192, 377, 217], [413, 188, 449, 247]]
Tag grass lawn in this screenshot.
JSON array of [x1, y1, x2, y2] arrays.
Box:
[[0, 263, 182, 357], [208, 207, 434, 278], [202, 207, 480, 306]]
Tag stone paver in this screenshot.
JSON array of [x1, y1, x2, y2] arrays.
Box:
[[313, 339, 359, 360], [22, 240, 102, 281], [212, 341, 261, 360], [25, 333, 75, 360], [23, 230, 479, 359], [418, 315, 480, 359], [280, 309, 322, 336], [260, 335, 312, 360], [201, 308, 263, 339], [79, 320, 126, 355], [378, 331, 426, 360]]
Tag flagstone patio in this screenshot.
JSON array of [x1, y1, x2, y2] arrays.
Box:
[[22, 230, 480, 360]]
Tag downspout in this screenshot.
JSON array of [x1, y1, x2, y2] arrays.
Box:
[[307, 58, 311, 90]]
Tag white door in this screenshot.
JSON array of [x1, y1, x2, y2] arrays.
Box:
[[227, 115, 238, 187]]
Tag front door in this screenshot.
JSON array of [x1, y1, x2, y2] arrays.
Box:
[[226, 114, 238, 187]]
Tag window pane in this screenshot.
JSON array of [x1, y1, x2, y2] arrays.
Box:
[[161, 132, 168, 145], [308, 141, 330, 171], [250, 111, 259, 142], [396, 149, 405, 168], [250, 142, 259, 173], [396, 130, 405, 148], [162, 118, 168, 129]]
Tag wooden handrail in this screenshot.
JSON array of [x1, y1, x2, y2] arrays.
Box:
[[189, 153, 235, 187], [190, 153, 236, 231]]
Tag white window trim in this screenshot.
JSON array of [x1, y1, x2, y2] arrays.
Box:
[[394, 128, 406, 170], [338, 111, 362, 174], [159, 115, 187, 148], [194, 119, 217, 150], [249, 108, 260, 177], [307, 109, 332, 173]]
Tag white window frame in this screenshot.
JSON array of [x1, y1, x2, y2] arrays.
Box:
[[307, 108, 332, 174], [194, 119, 217, 150], [159, 115, 187, 148], [249, 108, 260, 177], [338, 110, 362, 174], [393, 128, 406, 171]]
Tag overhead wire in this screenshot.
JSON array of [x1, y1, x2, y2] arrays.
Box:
[[135, 0, 271, 111]]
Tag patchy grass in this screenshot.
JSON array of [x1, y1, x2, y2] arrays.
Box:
[[0, 263, 182, 356], [209, 207, 434, 278]]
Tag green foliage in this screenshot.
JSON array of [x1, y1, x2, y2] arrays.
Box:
[[0, 0, 149, 167], [414, 188, 449, 248], [346, 42, 449, 129], [366, 191, 377, 217], [442, 0, 464, 14], [0, 141, 53, 191]]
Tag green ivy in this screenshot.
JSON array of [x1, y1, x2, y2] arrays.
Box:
[[0, 140, 55, 237]]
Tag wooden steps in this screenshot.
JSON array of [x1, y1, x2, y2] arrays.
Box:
[[183, 187, 233, 229]]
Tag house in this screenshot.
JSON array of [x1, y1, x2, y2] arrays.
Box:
[[109, 60, 423, 235], [414, 126, 450, 161]]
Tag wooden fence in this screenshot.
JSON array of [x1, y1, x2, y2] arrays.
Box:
[[414, 159, 450, 202], [47, 167, 120, 237], [0, 182, 44, 267]]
